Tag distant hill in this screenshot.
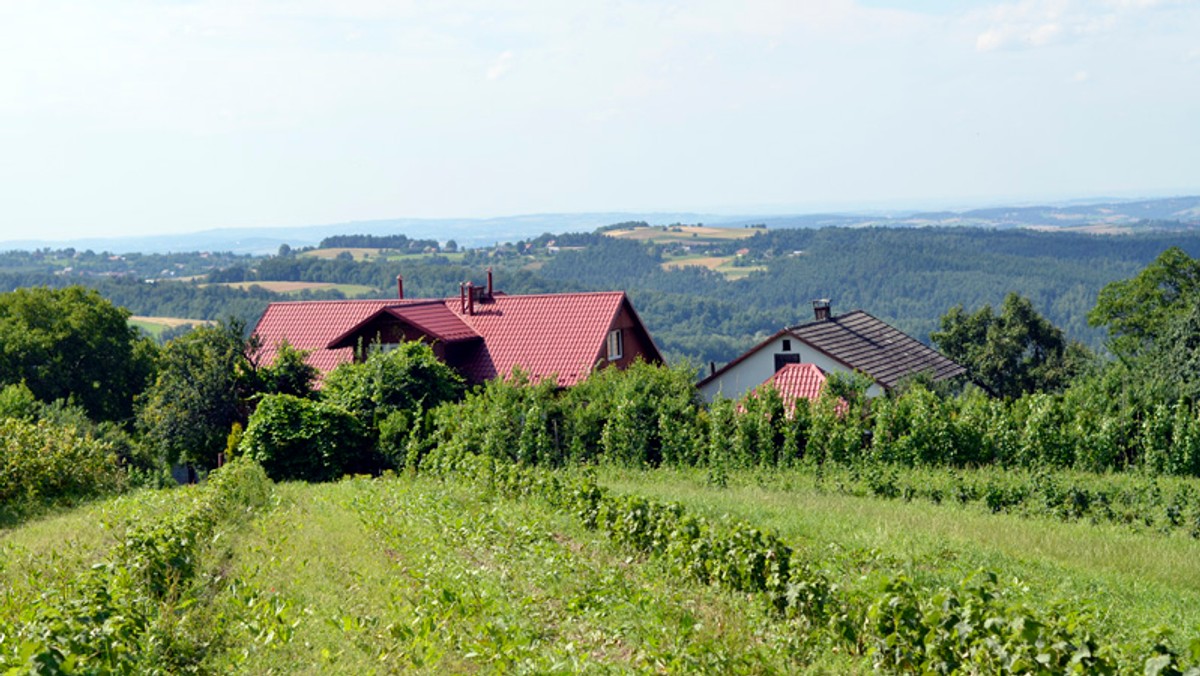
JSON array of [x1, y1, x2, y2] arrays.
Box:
[[2, 196, 1197, 254]]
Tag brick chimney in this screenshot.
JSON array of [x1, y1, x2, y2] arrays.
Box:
[[812, 299, 831, 321]]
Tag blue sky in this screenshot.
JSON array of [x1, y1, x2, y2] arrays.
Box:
[[1, 0, 1198, 240]]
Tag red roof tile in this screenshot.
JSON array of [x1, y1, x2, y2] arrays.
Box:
[[252, 299, 416, 376], [325, 301, 481, 350], [761, 363, 828, 404], [446, 291, 628, 386], [250, 290, 659, 387]]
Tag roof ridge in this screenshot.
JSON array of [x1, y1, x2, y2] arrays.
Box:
[[788, 308, 868, 331]]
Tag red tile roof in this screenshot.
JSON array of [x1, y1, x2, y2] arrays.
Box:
[[252, 299, 413, 375], [444, 291, 628, 386], [325, 301, 481, 350], [761, 363, 827, 404], [250, 290, 661, 387]]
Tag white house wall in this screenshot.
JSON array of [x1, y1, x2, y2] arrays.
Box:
[[698, 333, 885, 402]]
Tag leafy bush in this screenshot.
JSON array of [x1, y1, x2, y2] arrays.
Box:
[[240, 394, 370, 481], [0, 457, 272, 673], [0, 417, 124, 520]]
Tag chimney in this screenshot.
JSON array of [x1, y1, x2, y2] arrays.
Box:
[[486, 267, 493, 298], [466, 282, 475, 315], [396, 274, 404, 299], [812, 299, 831, 321], [459, 282, 466, 313]]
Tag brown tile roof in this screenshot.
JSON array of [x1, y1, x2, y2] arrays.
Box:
[[788, 310, 966, 389]]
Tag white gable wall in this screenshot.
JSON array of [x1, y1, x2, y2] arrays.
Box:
[[698, 333, 885, 402]]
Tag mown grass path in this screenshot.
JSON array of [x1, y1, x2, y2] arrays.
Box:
[[212, 476, 855, 673]]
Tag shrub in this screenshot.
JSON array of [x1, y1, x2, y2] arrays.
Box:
[[0, 417, 124, 518], [240, 394, 370, 481]]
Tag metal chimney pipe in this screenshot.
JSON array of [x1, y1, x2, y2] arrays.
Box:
[[486, 267, 493, 298], [396, 274, 404, 299]]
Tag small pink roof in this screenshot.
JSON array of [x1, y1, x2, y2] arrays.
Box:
[[761, 363, 827, 406]]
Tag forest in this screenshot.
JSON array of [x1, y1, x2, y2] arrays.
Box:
[[6, 225, 1200, 371]]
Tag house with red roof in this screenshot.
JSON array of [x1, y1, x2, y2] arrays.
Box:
[[250, 272, 664, 387], [699, 299, 965, 402]]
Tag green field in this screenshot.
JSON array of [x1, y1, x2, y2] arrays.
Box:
[[4, 459, 1199, 673], [129, 315, 213, 337], [204, 281, 377, 297], [596, 467, 1200, 646], [661, 254, 768, 280]]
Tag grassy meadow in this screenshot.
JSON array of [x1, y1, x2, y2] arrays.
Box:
[[5, 459, 1199, 673], [595, 467, 1200, 648], [129, 315, 213, 337]]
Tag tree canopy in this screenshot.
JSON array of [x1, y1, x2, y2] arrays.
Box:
[[0, 286, 155, 423], [932, 293, 1092, 398], [1088, 246, 1200, 360]]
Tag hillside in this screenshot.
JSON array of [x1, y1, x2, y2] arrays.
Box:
[[4, 195, 1197, 255]]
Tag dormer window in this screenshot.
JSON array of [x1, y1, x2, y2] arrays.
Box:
[[607, 329, 623, 361]]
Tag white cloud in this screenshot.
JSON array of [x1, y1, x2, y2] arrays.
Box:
[[1072, 69, 1089, 82], [487, 51, 514, 80], [970, 0, 1175, 52]]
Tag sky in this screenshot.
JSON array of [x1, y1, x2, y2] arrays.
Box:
[[1, 0, 1198, 240]]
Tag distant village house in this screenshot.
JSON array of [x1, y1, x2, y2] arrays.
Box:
[[698, 300, 965, 403], [251, 270, 664, 387]]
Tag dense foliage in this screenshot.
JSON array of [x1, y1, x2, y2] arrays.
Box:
[[240, 394, 369, 482], [933, 293, 1092, 397], [0, 286, 155, 422], [0, 417, 124, 522], [0, 458, 271, 673]]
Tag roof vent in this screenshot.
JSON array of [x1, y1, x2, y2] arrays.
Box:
[[812, 299, 831, 321]]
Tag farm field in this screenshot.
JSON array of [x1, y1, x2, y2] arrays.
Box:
[[0, 469, 844, 673], [5, 459, 1200, 672], [605, 225, 762, 243], [129, 314, 213, 337], [302, 247, 466, 263], [660, 254, 768, 280], [204, 280, 377, 297]]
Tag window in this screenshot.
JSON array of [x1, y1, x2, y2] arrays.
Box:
[[607, 329, 623, 361], [782, 338, 792, 351], [774, 353, 800, 371]]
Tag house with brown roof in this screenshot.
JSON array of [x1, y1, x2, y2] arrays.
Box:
[[698, 299, 965, 402], [251, 271, 664, 387]]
